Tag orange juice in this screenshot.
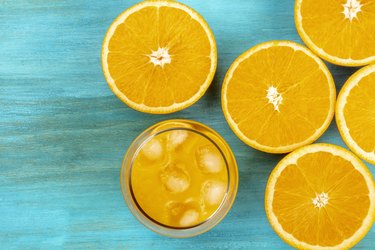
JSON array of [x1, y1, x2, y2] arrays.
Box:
[[121, 120, 238, 236]]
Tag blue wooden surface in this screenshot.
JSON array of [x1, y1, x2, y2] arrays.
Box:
[[1, 0, 374, 249]]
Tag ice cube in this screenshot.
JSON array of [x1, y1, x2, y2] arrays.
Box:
[[196, 145, 224, 173], [160, 164, 190, 193], [202, 180, 226, 206], [141, 138, 163, 161], [167, 130, 188, 149], [166, 201, 200, 227], [166, 201, 184, 218], [179, 209, 200, 227]]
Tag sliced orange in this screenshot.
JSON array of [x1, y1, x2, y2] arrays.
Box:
[[295, 0, 375, 66], [336, 64, 375, 164], [265, 143, 375, 249], [102, 0, 217, 114], [221, 41, 336, 154]]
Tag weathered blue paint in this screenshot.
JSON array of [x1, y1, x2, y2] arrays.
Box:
[[0, 0, 373, 249]]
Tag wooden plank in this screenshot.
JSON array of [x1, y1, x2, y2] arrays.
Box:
[[0, 0, 373, 249]]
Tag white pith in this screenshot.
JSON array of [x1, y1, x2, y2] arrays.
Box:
[[312, 192, 329, 208], [266, 86, 283, 112], [342, 0, 362, 22], [149, 47, 171, 67], [265, 143, 375, 249]]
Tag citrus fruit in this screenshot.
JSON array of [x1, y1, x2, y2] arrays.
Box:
[[221, 41, 336, 154], [295, 0, 375, 66], [336, 64, 375, 164], [265, 143, 375, 249], [102, 0, 217, 114]]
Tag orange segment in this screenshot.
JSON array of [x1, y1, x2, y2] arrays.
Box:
[[221, 41, 336, 154], [295, 0, 375, 66], [102, 0, 217, 114], [336, 64, 375, 164], [265, 143, 375, 249]]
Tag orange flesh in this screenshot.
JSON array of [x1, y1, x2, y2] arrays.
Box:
[[131, 130, 228, 228], [226, 45, 332, 148], [273, 151, 370, 246], [344, 71, 375, 153], [299, 0, 375, 61], [106, 4, 212, 107]]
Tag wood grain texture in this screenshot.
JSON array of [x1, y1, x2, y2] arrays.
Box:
[[0, 0, 374, 249]]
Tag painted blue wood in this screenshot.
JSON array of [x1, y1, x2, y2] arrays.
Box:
[[0, 0, 374, 249]]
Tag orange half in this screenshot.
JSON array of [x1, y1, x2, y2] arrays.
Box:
[[102, 0, 217, 114], [295, 0, 375, 66], [222, 41, 336, 154], [336, 64, 375, 164], [265, 143, 375, 249]]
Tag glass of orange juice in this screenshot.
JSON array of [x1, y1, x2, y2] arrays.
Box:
[[120, 119, 238, 237]]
